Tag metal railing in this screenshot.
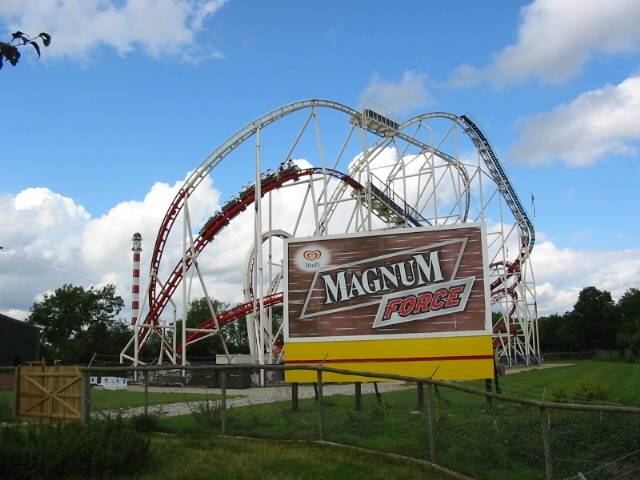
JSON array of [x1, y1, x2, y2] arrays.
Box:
[[367, 173, 430, 227]]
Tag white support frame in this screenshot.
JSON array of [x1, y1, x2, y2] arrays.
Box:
[[121, 100, 539, 371]]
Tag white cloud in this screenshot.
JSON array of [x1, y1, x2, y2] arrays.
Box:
[[531, 240, 640, 314], [0, 175, 221, 320], [1, 160, 639, 325], [361, 71, 429, 116], [511, 75, 640, 166], [0, 0, 227, 59], [450, 0, 640, 86]]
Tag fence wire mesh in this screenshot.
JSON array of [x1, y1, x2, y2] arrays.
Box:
[[4, 364, 640, 480], [432, 386, 547, 479], [552, 411, 640, 480]]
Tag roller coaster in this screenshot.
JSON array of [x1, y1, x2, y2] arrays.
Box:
[[121, 99, 539, 370]]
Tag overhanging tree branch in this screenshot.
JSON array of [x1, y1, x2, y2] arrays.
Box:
[[0, 31, 51, 70]]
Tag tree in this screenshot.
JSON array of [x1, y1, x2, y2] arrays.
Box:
[[0, 31, 51, 70], [175, 297, 283, 361], [176, 297, 228, 359], [571, 286, 619, 350], [538, 286, 635, 353], [27, 284, 128, 364], [175, 297, 248, 360], [617, 288, 640, 353], [538, 313, 575, 352]]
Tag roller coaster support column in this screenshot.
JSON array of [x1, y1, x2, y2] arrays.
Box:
[[255, 126, 266, 385], [134, 317, 139, 381], [182, 198, 188, 370], [267, 189, 273, 366]]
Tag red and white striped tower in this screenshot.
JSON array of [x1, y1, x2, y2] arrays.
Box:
[[131, 233, 142, 325]]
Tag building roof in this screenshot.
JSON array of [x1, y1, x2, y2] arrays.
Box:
[[0, 312, 38, 331]]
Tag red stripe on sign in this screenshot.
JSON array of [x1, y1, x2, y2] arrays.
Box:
[[133, 253, 140, 261], [132, 285, 140, 293], [286, 355, 493, 364], [133, 269, 140, 277], [132, 301, 140, 309]]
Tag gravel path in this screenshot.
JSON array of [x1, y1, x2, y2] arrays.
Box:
[[96, 363, 573, 419], [97, 381, 414, 418], [504, 363, 573, 375]]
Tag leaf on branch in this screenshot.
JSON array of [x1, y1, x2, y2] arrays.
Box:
[[30, 41, 41, 57], [11, 30, 30, 45], [8, 47, 20, 65], [0, 42, 20, 66], [38, 32, 51, 47]]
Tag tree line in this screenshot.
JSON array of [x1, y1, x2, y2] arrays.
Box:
[[25, 283, 640, 364], [26, 284, 274, 364], [538, 286, 640, 354]]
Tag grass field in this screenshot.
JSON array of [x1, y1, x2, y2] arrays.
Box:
[[158, 361, 640, 480], [121, 435, 453, 480], [469, 360, 640, 405], [2, 361, 639, 479]]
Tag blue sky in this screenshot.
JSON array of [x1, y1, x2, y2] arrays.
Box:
[[1, 0, 639, 318]]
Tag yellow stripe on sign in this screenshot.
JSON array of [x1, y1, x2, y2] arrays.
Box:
[[284, 335, 495, 383]]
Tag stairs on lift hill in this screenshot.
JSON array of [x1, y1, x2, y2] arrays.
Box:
[[355, 173, 430, 227]]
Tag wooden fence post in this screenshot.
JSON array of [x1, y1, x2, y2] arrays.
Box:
[[485, 379, 493, 407], [291, 383, 299, 411], [373, 381, 382, 405], [427, 383, 436, 463], [317, 369, 324, 440], [355, 382, 362, 410], [220, 369, 227, 435], [540, 406, 553, 480], [81, 370, 90, 424]]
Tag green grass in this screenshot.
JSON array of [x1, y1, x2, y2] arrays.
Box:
[[121, 435, 453, 480], [158, 361, 640, 480], [3, 361, 640, 479], [90, 389, 221, 411], [493, 360, 640, 404]]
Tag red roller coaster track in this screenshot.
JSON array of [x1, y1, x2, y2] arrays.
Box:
[[144, 171, 527, 354], [179, 293, 283, 352], [140, 166, 363, 346]]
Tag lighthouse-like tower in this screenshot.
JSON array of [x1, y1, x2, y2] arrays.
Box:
[[131, 233, 142, 325]]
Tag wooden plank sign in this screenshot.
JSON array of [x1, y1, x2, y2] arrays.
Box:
[[284, 224, 494, 382]]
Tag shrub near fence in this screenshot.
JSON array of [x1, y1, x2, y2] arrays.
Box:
[[79, 365, 640, 480]]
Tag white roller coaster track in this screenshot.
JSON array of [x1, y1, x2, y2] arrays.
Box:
[[122, 99, 538, 371]]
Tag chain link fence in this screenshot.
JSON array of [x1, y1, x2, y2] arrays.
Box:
[[3, 364, 640, 480]]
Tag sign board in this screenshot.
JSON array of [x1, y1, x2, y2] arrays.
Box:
[[284, 224, 494, 382]]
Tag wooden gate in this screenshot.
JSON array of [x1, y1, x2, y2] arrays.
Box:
[[15, 365, 85, 423]]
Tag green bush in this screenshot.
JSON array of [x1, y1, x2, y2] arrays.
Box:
[[0, 417, 150, 479], [129, 412, 161, 433], [551, 386, 569, 403], [189, 398, 225, 431], [572, 378, 611, 402], [0, 397, 13, 421]]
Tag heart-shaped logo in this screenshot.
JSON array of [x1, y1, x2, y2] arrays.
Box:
[[303, 250, 321, 262]]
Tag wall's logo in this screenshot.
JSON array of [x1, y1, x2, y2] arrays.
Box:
[[295, 245, 330, 272], [303, 250, 322, 262]]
